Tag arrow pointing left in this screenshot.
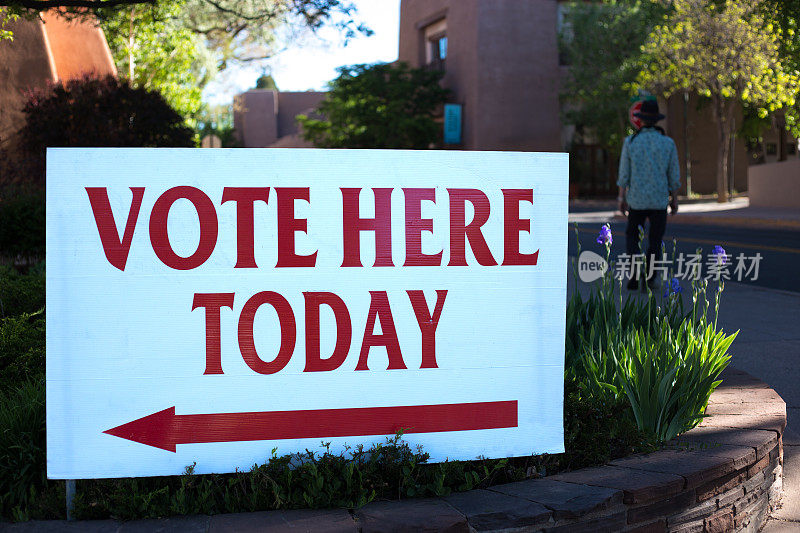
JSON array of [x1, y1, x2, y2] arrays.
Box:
[[103, 401, 519, 452]]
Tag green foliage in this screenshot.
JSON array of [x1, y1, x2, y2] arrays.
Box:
[[559, 0, 666, 152], [762, 0, 800, 137], [612, 319, 734, 441], [20, 75, 195, 174], [5, 1, 367, 70], [0, 189, 44, 260], [0, 264, 45, 318], [178, 0, 368, 70], [0, 379, 50, 521], [298, 62, 450, 149], [0, 7, 17, 41], [3, 388, 650, 521], [639, 0, 798, 200], [197, 104, 240, 147], [0, 311, 45, 387], [567, 229, 735, 442], [254, 74, 278, 90], [100, 1, 209, 123]]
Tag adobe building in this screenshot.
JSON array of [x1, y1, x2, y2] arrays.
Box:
[[0, 11, 117, 154], [233, 90, 325, 148], [398, 0, 796, 197], [399, 0, 562, 153]]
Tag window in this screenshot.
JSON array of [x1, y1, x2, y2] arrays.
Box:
[[423, 18, 447, 68], [436, 36, 447, 60]]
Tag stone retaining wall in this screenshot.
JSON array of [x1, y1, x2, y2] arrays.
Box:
[[8, 368, 785, 532], [346, 368, 785, 533]]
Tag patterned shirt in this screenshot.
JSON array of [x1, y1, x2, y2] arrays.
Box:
[[617, 128, 681, 210]]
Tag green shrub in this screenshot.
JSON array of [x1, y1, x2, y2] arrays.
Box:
[[298, 62, 450, 149], [0, 379, 48, 520], [612, 319, 734, 442], [2, 388, 651, 521], [0, 263, 45, 318], [0, 311, 45, 387], [19, 75, 195, 176], [567, 226, 734, 442], [0, 190, 45, 261]]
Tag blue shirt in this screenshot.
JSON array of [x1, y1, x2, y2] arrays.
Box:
[[617, 128, 681, 210]]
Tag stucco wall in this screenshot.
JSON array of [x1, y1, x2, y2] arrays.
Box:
[[40, 11, 116, 81], [0, 12, 115, 152], [234, 91, 279, 148], [665, 94, 749, 195], [276, 92, 325, 139], [399, 0, 481, 149], [0, 18, 55, 149], [400, 0, 561, 152], [233, 90, 325, 148], [749, 159, 800, 209], [474, 0, 561, 152]]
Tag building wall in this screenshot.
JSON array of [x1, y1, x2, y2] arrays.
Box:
[[399, 0, 561, 152], [749, 159, 800, 208], [0, 12, 116, 152], [233, 90, 325, 148], [474, 0, 561, 151], [664, 94, 748, 195], [40, 11, 117, 81], [0, 18, 55, 149], [276, 92, 326, 138]]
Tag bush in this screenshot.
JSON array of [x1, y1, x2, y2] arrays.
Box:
[[0, 311, 45, 388], [0, 263, 45, 317], [1, 387, 651, 521], [566, 225, 734, 442], [298, 62, 450, 149], [19, 75, 195, 176], [0, 190, 45, 261], [0, 379, 51, 521]]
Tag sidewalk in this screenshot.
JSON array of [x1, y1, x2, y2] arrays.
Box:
[[569, 197, 800, 230]]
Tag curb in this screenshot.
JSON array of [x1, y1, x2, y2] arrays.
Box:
[[608, 213, 800, 231], [0, 368, 786, 532]]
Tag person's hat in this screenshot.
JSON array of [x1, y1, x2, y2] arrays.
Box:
[[634, 99, 665, 122]]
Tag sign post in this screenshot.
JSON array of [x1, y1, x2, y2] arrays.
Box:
[[46, 148, 567, 479]]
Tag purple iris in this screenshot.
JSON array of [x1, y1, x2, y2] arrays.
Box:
[[712, 245, 727, 264], [596, 224, 613, 245], [670, 277, 682, 294], [664, 277, 682, 297]]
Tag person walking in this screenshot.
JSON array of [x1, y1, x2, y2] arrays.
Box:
[[617, 99, 680, 290]]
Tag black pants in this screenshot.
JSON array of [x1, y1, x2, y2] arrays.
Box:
[[625, 209, 667, 279]]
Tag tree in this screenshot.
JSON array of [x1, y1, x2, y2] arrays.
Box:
[[639, 0, 798, 201], [1, 7, 17, 40], [178, 0, 370, 70], [762, 0, 800, 140], [18, 75, 194, 182], [99, 1, 209, 122], [559, 1, 665, 154], [297, 63, 450, 149], [255, 73, 278, 90], [2, 0, 368, 71]]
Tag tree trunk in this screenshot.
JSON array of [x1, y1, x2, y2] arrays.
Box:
[[128, 8, 135, 80], [714, 96, 731, 203]]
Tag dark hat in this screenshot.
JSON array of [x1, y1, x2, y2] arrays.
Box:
[[634, 99, 665, 122]]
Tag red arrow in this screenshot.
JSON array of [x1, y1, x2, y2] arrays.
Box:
[[104, 401, 518, 452]]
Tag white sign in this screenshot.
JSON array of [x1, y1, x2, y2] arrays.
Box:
[[46, 148, 568, 479]]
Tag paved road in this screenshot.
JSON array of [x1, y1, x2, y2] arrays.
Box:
[[568, 220, 800, 293]]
